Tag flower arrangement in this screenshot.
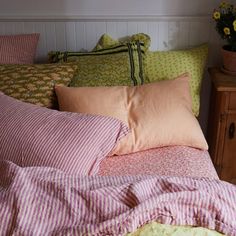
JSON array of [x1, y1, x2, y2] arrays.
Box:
[[213, 1, 236, 51]]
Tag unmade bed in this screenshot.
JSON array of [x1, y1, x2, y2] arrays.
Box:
[[0, 32, 235, 236]]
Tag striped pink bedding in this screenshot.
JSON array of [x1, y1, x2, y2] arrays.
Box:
[[0, 160, 235, 235], [0, 92, 129, 175], [99, 146, 219, 179], [0, 33, 39, 64]]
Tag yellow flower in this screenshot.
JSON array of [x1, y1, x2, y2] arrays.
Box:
[[220, 1, 228, 8], [213, 11, 221, 20], [224, 27, 230, 35], [233, 20, 236, 31]]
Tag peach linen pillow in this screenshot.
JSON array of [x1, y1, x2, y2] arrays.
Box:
[[55, 73, 208, 155]]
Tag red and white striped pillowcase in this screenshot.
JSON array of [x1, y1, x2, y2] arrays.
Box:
[[0, 33, 39, 64], [0, 92, 129, 175]]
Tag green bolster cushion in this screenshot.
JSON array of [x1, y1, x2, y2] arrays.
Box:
[[49, 42, 146, 87]]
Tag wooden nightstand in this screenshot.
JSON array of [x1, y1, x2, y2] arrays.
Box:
[[208, 67, 236, 184]]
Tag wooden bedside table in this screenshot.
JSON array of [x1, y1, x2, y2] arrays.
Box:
[[207, 67, 236, 184]]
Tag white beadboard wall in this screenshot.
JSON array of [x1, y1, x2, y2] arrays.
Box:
[[0, 0, 227, 133], [0, 18, 221, 63], [0, 0, 224, 62]]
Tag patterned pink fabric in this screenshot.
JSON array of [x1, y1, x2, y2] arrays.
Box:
[[0, 33, 39, 64], [0, 160, 235, 235], [0, 93, 129, 175], [99, 146, 219, 179]]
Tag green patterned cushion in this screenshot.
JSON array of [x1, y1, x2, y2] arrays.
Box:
[[93, 33, 151, 52], [93, 34, 119, 51], [49, 42, 146, 87], [145, 44, 208, 116], [0, 63, 77, 108]]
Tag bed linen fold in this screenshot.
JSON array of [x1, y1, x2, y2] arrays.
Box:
[[0, 160, 235, 236]]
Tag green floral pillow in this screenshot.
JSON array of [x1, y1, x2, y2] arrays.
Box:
[[0, 63, 77, 108], [93, 34, 119, 51], [145, 44, 208, 116], [93, 33, 151, 52], [49, 42, 146, 87]]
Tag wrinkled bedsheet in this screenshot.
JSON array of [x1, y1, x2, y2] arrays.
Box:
[[99, 146, 218, 179], [0, 160, 235, 236]]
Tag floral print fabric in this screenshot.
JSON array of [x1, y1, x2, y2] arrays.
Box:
[[0, 63, 77, 108]]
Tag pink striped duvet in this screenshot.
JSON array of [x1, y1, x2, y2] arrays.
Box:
[[0, 160, 235, 236], [0, 93, 129, 175]]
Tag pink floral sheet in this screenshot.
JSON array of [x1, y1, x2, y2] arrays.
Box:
[[99, 146, 219, 179], [0, 160, 235, 236]]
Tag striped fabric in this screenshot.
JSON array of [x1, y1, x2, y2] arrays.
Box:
[[0, 33, 39, 64], [0, 160, 235, 235], [0, 92, 129, 175], [49, 41, 145, 86]]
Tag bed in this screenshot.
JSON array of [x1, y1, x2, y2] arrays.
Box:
[[0, 33, 235, 236], [99, 146, 218, 179]]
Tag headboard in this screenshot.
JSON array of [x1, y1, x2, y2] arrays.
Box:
[[0, 15, 222, 133], [0, 15, 221, 61]]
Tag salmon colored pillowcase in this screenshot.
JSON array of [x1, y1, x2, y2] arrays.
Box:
[[55, 73, 208, 155]]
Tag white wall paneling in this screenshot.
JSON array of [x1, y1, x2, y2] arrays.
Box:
[[0, 17, 221, 62]]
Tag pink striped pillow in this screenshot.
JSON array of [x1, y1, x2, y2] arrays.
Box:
[[0, 33, 39, 64], [0, 92, 129, 175]]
